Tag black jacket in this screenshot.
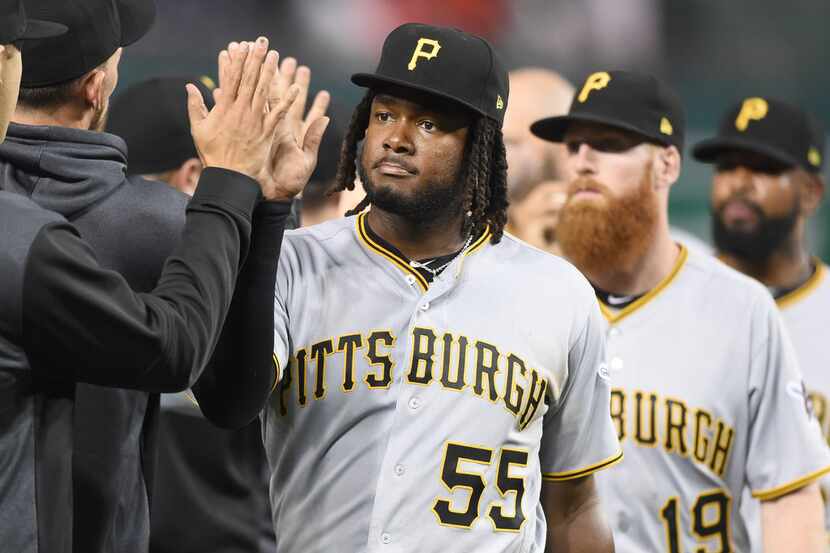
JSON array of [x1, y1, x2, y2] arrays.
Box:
[[0, 124, 283, 552], [0, 170, 261, 552]]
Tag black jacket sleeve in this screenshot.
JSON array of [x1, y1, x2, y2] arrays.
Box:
[[21, 168, 260, 393], [192, 200, 291, 429]]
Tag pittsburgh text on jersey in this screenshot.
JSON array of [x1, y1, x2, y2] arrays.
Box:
[[277, 326, 548, 429], [610, 388, 735, 477]]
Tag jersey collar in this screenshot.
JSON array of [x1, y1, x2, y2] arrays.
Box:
[[355, 212, 490, 292], [598, 245, 689, 325], [776, 259, 826, 309]]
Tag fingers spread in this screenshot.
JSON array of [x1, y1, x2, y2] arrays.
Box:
[[302, 115, 331, 157], [301, 90, 331, 143], [253, 50, 279, 116], [288, 65, 311, 124], [237, 37, 269, 105], [266, 84, 301, 136], [185, 83, 209, 129], [223, 41, 249, 102]]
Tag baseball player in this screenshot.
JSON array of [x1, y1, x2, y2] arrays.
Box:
[[693, 98, 830, 538], [196, 23, 622, 553], [531, 70, 830, 552]]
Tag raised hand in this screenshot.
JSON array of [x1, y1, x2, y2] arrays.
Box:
[[186, 37, 297, 187], [257, 57, 331, 201]]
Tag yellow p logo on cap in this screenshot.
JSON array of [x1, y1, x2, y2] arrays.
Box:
[[578, 72, 611, 103], [735, 98, 768, 131], [408, 38, 441, 71]]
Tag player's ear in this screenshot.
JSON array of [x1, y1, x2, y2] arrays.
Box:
[[653, 145, 681, 191], [798, 170, 824, 217]]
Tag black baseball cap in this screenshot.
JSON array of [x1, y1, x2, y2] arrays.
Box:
[[352, 23, 509, 124], [108, 76, 215, 175], [0, 0, 66, 44], [531, 70, 686, 151], [692, 97, 825, 173], [20, 0, 156, 87]]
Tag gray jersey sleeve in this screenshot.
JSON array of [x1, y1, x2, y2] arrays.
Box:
[[540, 299, 622, 481], [273, 238, 294, 380], [746, 294, 830, 500]]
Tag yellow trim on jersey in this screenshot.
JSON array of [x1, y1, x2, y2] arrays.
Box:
[[776, 260, 826, 309], [357, 212, 430, 291], [355, 212, 491, 291], [751, 463, 830, 501], [270, 353, 281, 393], [541, 449, 624, 482], [599, 245, 689, 325]]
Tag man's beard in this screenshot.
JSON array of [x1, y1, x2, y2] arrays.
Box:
[[712, 198, 798, 263], [557, 169, 659, 278], [357, 158, 464, 223]]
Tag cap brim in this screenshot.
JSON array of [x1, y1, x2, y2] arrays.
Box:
[[19, 19, 67, 40], [530, 113, 670, 146], [119, 0, 157, 46], [351, 72, 488, 120], [692, 137, 801, 169]]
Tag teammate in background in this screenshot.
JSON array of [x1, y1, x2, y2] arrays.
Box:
[[1, 19, 324, 552], [532, 70, 830, 552], [108, 76, 216, 196], [502, 67, 573, 254], [196, 23, 621, 553], [693, 97, 830, 538], [106, 75, 278, 553]]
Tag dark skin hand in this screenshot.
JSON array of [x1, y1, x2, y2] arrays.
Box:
[[543, 475, 615, 553], [711, 149, 824, 287], [361, 85, 472, 260]]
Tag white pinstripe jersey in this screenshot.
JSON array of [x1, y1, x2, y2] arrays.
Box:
[[263, 214, 621, 553], [594, 247, 830, 553]]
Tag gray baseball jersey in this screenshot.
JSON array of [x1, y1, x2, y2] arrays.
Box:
[[777, 261, 830, 532], [263, 214, 621, 553], [595, 246, 830, 553]]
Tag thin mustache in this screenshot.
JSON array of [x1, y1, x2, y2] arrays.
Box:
[[373, 156, 417, 174]]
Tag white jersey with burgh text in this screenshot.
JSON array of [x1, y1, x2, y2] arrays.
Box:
[[595, 246, 830, 553], [777, 261, 830, 534], [263, 214, 621, 553]]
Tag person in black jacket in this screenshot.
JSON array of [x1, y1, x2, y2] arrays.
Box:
[[108, 75, 280, 553], [0, 18, 330, 553]]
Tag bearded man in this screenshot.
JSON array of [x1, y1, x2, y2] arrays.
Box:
[[532, 70, 830, 553], [694, 97, 830, 545]]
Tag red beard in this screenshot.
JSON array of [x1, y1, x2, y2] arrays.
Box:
[[557, 170, 658, 278]]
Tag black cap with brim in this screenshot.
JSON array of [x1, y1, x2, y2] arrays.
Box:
[[0, 0, 66, 44], [691, 97, 825, 173], [21, 0, 156, 87], [692, 137, 803, 169], [351, 73, 488, 120], [530, 113, 674, 147], [530, 70, 686, 151], [351, 23, 509, 125]]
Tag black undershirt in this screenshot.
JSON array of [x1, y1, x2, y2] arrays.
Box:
[[364, 220, 465, 283], [592, 285, 646, 310]]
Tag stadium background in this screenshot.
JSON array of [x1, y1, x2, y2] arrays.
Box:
[[118, 0, 830, 257]]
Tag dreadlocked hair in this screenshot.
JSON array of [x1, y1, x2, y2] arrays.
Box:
[[332, 91, 509, 244]]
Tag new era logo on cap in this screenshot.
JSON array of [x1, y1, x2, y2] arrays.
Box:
[[351, 23, 509, 124]]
